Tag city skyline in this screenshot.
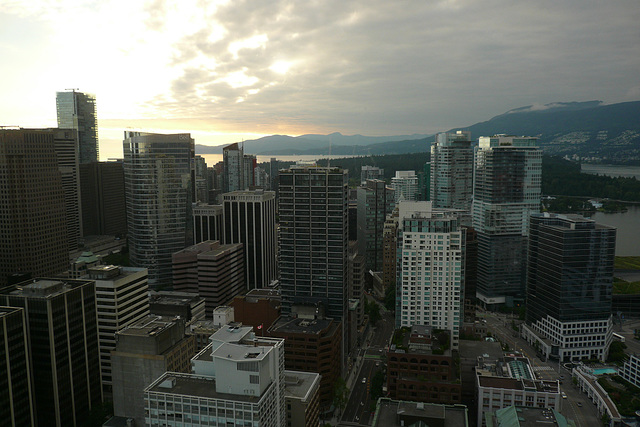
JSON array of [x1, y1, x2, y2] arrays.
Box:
[[2, 1, 639, 160]]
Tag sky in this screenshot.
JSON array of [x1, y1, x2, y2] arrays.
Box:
[[1, 0, 639, 160]]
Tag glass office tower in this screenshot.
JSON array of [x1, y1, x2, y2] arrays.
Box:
[[56, 90, 99, 164], [123, 132, 195, 288]]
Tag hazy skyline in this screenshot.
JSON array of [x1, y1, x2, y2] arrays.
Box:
[[2, 0, 639, 160]]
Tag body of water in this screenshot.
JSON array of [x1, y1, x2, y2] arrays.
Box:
[[199, 153, 358, 166], [580, 164, 640, 256]]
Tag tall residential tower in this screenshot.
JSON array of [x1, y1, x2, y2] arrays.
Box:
[[430, 130, 474, 212]]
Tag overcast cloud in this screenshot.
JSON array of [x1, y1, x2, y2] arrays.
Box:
[[1, 0, 639, 157]]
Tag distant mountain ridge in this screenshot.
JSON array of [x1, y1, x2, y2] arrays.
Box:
[[196, 100, 640, 164]]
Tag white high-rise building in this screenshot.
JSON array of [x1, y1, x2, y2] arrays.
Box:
[[430, 130, 474, 212], [145, 324, 285, 427], [89, 265, 149, 397], [396, 201, 465, 349], [391, 170, 418, 202]]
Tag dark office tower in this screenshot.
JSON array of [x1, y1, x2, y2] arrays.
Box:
[[51, 128, 82, 252], [472, 135, 541, 308], [430, 131, 474, 211], [244, 153, 257, 188], [80, 161, 127, 237], [522, 213, 616, 363], [0, 278, 102, 427], [0, 306, 35, 427], [194, 155, 209, 203], [223, 190, 277, 288], [357, 179, 395, 271], [0, 129, 69, 285], [193, 202, 224, 244], [223, 142, 244, 192], [123, 132, 195, 289], [56, 89, 98, 163], [279, 165, 349, 321], [417, 161, 431, 201]]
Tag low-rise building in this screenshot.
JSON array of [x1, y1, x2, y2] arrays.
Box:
[[476, 354, 561, 427], [484, 406, 575, 427], [372, 398, 469, 427], [619, 353, 640, 388], [149, 290, 206, 323], [387, 325, 461, 405]]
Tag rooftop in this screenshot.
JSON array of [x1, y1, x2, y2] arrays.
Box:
[[146, 372, 261, 403], [270, 316, 335, 335], [485, 406, 575, 427], [372, 398, 468, 427], [6, 278, 92, 299], [149, 290, 204, 306], [284, 370, 320, 401], [117, 315, 181, 337]]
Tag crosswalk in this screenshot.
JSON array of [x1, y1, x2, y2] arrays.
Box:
[[533, 366, 554, 372]]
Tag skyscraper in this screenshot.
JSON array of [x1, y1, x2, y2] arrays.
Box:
[[0, 306, 35, 427], [51, 128, 83, 252], [430, 130, 474, 211], [357, 179, 395, 271], [223, 190, 277, 289], [0, 129, 69, 285], [223, 142, 244, 192], [396, 202, 465, 349], [56, 89, 99, 163], [278, 164, 349, 321], [0, 278, 102, 427], [391, 170, 418, 202], [522, 213, 616, 362], [123, 131, 195, 288], [472, 135, 541, 308], [80, 160, 127, 237]]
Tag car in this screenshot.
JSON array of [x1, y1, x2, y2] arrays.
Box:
[[577, 402, 582, 407], [562, 392, 567, 399], [560, 375, 565, 379], [362, 377, 367, 384]]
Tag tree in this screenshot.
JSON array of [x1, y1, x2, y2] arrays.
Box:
[[371, 370, 385, 401], [333, 377, 349, 415], [369, 302, 381, 326]]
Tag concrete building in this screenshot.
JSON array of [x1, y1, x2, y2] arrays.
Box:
[[357, 179, 395, 271], [382, 206, 399, 295], [430, 131, 474, 212], [269, 316, 341, 406], [111, 315, 196, 427], [56, 89, 98, 163], [0, 129, 69, 285], [223, 142, 244, 192], [522, 213, 616, 362], [52, 127, 82, 251], [193, 203, 224, 244], [387, 326, 461, 405], [123, 131, 195, 288], [475, 354, 560, 427], [80, 160, 127, 237], [145, 324, 285, 427], [473, 135, 541, 308], [195, 155, 209, 203], [396, 202, 465, 349], [244, 153, 257, 188], [230, 288, 282, 331], [90, 265, 149, 396], [360, 165, 384, 185], [348, 242, 365, 332], [620, 353, 640, 388], [484, 406, 575, 427], [172, 240, 246, 311], [223, 190, 277, 289], [278, 164, 349, 322], [149, 290, 206, 323], [391, 170, 419, 202], [0, 278, 102, 427], [0, 306, 35, 427], [284, 371, 321, 427], [372, 398, 469, 427]]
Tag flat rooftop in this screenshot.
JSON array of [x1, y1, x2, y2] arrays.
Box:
[[7, 279, 91, 299], [284, 370, 320, 401], [372, 398, 468, 427], [146, 372, 261, 403], [270, 316, 335, 335], [117, 315, 179, 337], [149, 291, 204, 306], [486, 406, 574, 427], [478, 376, 559, 393]]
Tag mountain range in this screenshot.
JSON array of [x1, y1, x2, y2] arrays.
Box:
[[196, 100, 640, 163]]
